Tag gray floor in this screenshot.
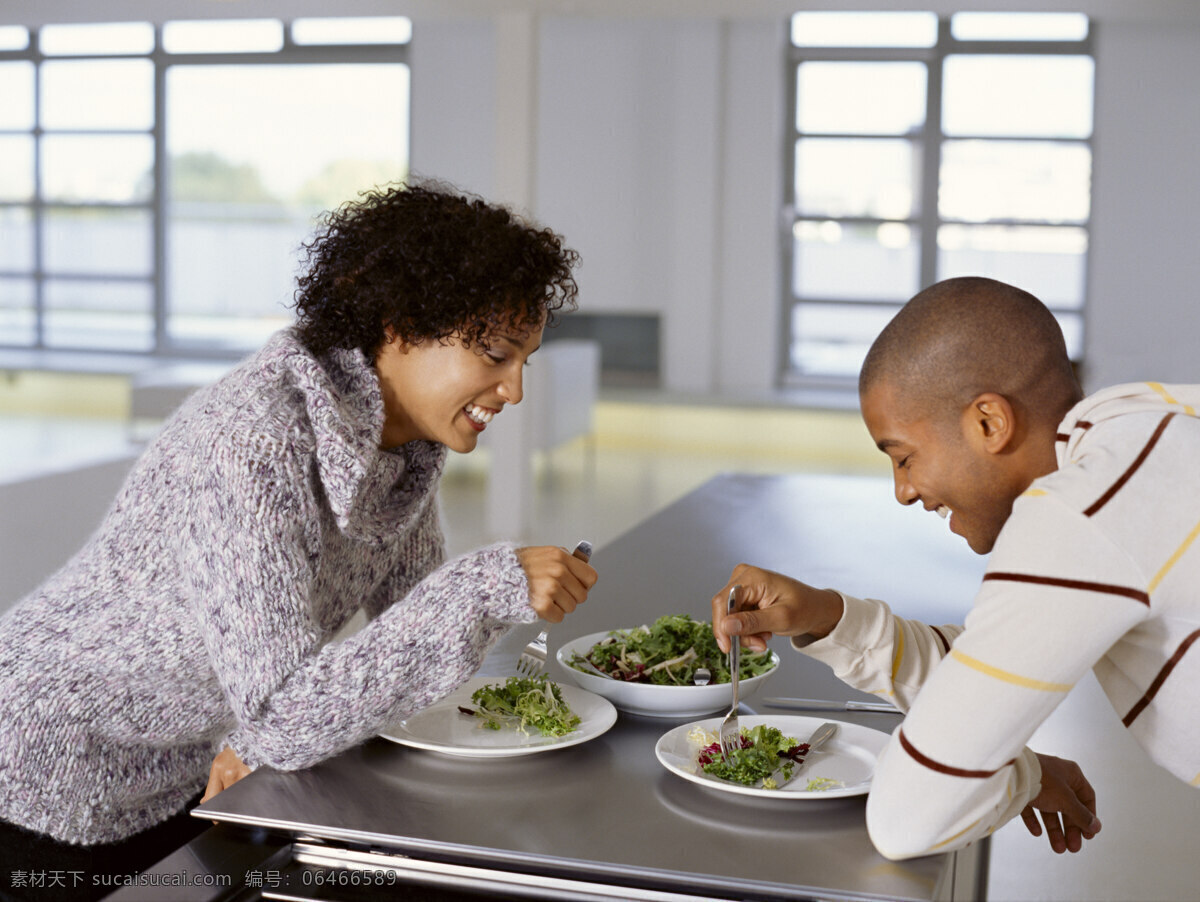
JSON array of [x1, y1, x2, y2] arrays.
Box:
[[2, 405, 1196, 901]]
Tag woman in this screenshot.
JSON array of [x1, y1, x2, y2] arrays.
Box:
[[0, 181, 596, 899]]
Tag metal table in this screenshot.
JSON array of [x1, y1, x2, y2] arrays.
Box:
[[128, 473, 990, 901]]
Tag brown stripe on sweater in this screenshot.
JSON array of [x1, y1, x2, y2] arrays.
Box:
[[983, 572, 1151, 606], [1122, 627, 1200, 727], [931, 626, 951, 654], [1084, 413, 1176, 517], [1056, 421, 1094, 443], [898, 728, 1014, 779]]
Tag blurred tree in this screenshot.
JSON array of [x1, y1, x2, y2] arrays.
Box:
[[169, 152, 279, 204], [294, 158, 406, 210]]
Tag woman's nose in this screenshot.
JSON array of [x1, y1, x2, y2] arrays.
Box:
[[498, 368, 524, 405]]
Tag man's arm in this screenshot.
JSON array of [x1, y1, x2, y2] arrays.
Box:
[[712, 564, 962, 711]]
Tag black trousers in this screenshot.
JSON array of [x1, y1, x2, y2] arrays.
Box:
[[0, 797, 207, 902]]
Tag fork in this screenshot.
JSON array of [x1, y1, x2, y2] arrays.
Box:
[[718, 585, 742, 759], [515, 540, 593, 677]]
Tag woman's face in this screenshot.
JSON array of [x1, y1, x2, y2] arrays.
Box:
[[374, 321, 544, 452]]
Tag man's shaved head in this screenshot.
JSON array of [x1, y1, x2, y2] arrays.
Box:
[[859, 277, 1083, 429]]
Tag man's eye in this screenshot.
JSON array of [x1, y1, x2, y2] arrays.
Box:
[[898, 456, 911, 469]]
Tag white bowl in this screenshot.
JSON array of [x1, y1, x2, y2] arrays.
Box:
[[555, 630, 779, 718]]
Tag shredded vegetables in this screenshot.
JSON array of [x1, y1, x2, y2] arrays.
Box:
[[570, 614, 775, 685], [457, 675, 581, 737], [696, 724, 808, 787]]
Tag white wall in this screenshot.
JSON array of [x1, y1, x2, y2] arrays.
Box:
[[1086, 21, 1200, 391], [409, 14, 785, 393]]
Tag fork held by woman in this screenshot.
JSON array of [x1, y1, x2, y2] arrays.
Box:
[[516, 540, 593, 676]]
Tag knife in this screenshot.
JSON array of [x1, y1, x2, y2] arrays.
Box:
[[764, 721, 838, 789], [761, 697, 900, 714]]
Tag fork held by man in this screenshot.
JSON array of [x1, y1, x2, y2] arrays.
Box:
[[718, 585, 742, 758]]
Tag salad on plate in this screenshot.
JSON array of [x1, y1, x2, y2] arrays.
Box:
[[457, 675, 581, 737], [567, 613, 774, 685], [690, 723, 843, 791]]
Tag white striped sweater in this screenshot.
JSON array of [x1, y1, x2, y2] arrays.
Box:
[[796, 382, 1200, 860]]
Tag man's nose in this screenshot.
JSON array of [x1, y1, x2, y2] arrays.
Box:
[[894, 472, 918, 506]]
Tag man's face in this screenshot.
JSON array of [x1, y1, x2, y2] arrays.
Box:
[[860, 382, 1017, 554]]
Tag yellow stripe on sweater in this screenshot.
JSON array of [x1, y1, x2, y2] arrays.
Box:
[[1022, 488, 1048, 498], [1191, 772, 1200, 787], [930, 818, 983, 851], [1149, 516, 1200, 594], [891, 625, 905, 682], [951, 648, 1073, 693], [1146, 382, 1197, 416]]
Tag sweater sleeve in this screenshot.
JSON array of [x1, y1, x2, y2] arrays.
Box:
[[792, 593, 964, 711], [182, 439, 536, 771], [863, 496, 1152, 860]]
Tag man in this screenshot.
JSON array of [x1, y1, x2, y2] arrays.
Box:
[[712, 277, 1199, 860]]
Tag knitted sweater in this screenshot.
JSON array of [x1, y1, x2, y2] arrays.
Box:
[[795, 382, 1200, 860], [0, 330, 537, 845]]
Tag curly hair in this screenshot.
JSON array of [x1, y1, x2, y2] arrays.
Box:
[[291, 180, 580, 358]]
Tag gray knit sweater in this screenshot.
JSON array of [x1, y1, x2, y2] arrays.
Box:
[[0, 330, 536, 845]]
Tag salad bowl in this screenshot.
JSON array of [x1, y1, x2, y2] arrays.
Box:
[[555, 630, 779, 718]]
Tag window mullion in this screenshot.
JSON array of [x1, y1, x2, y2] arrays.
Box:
[[31, 28, 45, 348], [152, 28, 167, 355], [918, 19, 948, 292]]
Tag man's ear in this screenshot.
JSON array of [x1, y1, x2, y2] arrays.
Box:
[[963, 392, 1016, 454]]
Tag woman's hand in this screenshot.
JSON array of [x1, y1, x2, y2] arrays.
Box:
[[711, 563, 844, 653], [516, 545, 598, 622], [202, 745, 252, 803], [1021, 753, 1102, 853]]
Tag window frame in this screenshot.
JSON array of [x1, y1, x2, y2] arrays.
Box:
[[0, 21, 410, 359], [780, 15, 1096, 390]]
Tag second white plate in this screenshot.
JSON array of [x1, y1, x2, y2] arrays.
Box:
[[655, 714, 890, 799], [381, 677, 617, 758]]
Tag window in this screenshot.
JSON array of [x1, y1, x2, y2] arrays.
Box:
[[784, 12, 1094, 384], [0, 18, 410, 357]]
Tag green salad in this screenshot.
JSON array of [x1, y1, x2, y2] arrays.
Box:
[[569, 613, 775, 685], [457, 675, 581, 737], [695, 724, 807, 788]]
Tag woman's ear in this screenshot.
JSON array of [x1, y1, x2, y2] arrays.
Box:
[[964, 392, 1016, 454]]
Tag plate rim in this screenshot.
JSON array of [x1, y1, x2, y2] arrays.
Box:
[[654, 713, 891, 799], [380, 676, 618, 758]]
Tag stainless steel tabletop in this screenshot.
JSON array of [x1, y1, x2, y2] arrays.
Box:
[[194, 472, 990, 901]]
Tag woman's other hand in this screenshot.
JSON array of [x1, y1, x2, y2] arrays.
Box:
[[202, 745, 252, 803], [516, 545, 597, 622], [711, 563, 844, 653]]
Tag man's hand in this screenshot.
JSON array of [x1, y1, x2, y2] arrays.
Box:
[[1021, 753, 1102, 853], [202, 745, 252, 803], [710, 564, 844, 653], [516, 545, 597, 623]]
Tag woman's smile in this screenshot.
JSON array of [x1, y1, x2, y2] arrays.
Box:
[[464, 403, 496, 431]]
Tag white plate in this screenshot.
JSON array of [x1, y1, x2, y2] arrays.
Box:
[[380, 677, 617, 758], [555, 630, 779, 718], [655, 714, 890, 799]]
